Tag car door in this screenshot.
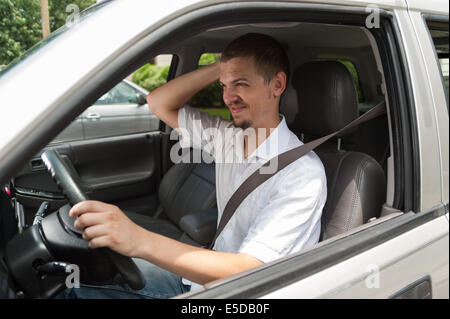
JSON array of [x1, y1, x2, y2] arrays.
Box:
[[11, 79, 170, 225], [81, 80, 154, 139], [51, 117, 84, 144], [12, 129, 163, 218]]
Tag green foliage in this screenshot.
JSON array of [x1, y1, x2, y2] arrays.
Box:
[[131, 53, 226, 109], [190, 53, 225, 109], [0, 0, 42, 65], [132, 63, 170, 92], [197, 107, 231, 120], [0, 0, 95, 65], [131, 53, 228, 119], [336, 59, 364, 103], [198, 53, 219, 66], [48, 0, 95, 31]]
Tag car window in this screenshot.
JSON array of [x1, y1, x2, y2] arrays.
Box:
[[131, 54, 173, 92], [425, 21, 449, 101], [191, 53, 231, 120], [439, 58, 449, 97], [52, 55, 174, 143], [0, 1, 112, 76], [95, 81, 139, 105]]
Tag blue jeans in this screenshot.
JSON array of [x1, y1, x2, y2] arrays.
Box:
[[58, 258, 191, 299]]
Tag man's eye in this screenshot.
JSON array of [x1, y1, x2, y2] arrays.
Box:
[[236, 83, 248, 87]]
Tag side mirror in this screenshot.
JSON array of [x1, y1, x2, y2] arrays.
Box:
[[136, 93, 147, 106]]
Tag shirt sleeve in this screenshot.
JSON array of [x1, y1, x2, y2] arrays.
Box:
[[176, 105, 228, 158], [238, 164, 327, 263]]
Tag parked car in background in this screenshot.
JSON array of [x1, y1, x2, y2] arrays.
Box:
[[53, 79, 158, 143], [0, 0, 448, 299]]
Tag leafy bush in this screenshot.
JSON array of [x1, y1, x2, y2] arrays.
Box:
[[132, 63, 170, 92], [190, 53, 225, 108], [131, 53, 226, 109]]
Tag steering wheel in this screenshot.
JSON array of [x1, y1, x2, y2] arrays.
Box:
[[41, 149, 145, 290]]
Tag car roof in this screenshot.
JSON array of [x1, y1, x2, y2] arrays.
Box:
[[406, 0, 449, 15]]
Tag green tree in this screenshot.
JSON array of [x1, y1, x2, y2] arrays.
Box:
[[0, 0, 42, 65], [48, 0, 95, 31], [0, 0, 95, 66]]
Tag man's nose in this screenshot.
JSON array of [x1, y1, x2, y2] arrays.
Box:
[[223, 87, 240, 106]]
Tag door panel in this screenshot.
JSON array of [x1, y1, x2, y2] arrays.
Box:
[[81, 80, 155, 140], [51, 118, 84, 144], [258, 214, 448, 299], [12, 131, 163, 224], [68, 132, 161, 202], [81, 104, 148, 139]]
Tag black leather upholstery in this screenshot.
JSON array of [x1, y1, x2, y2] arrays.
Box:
[[179, 208, 218, 246], [159, 160, 216, 226], [291, 61, 359, 136], [292, 61, 387, 240], [126, 150, 217, 246], [316, 145, 386, 240]]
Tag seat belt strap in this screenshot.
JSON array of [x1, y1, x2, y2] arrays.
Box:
[[209, 100, 386, 249]]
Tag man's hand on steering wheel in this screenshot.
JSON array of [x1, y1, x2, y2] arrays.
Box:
[[70, 200, 145, 258], [41, 149, 145, 290]]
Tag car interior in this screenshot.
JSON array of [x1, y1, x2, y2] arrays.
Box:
[[143, 22, 392, 245], [1, 17, 407, 298]]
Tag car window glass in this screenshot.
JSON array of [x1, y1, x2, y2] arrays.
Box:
[[191, 53, 230, 120], [131, 55, 173, 92], [439, 58, 449, 97], [425, 22, 449, 102], [0, 1, 112, 76], [94, 82, 139, 105]]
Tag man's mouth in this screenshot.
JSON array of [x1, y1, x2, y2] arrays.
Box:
[[230, 105, 247, 114]]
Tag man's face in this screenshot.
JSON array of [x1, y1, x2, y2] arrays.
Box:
[[219, 56, 278, 130]]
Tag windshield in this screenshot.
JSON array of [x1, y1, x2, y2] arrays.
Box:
[[0, 0, 114, 77]]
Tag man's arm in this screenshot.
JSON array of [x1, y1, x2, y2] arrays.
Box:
[[146, 62, 221, 129], [70, 201, 262, 285]]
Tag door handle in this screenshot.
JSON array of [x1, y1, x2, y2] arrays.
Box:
[[389, 276, 432, 299], [86, 113, 101, 120]]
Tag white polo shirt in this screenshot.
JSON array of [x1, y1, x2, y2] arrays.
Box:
[[176, 106, 327, 290]]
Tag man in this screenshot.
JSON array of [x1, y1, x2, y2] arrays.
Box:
[[64, 33, 327, 298]]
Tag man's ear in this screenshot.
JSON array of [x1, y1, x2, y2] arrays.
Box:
[[271, 71, 287, 98]]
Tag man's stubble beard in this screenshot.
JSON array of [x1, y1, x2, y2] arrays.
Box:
[[233, 118, 252, 130]]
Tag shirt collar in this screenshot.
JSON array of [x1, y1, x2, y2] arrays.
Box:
[[245, 114, 291, 162]]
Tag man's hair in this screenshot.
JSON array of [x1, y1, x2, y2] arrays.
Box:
[[220, 33, 290, 84]]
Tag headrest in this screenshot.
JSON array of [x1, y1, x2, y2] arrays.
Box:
[[291, 61, 359, 136]]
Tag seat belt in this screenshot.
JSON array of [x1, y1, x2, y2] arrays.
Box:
[[209, 100, 386, 249]]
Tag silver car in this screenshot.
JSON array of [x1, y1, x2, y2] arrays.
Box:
[[0, 0, 448, 300], [53, 79, 159, 143]]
